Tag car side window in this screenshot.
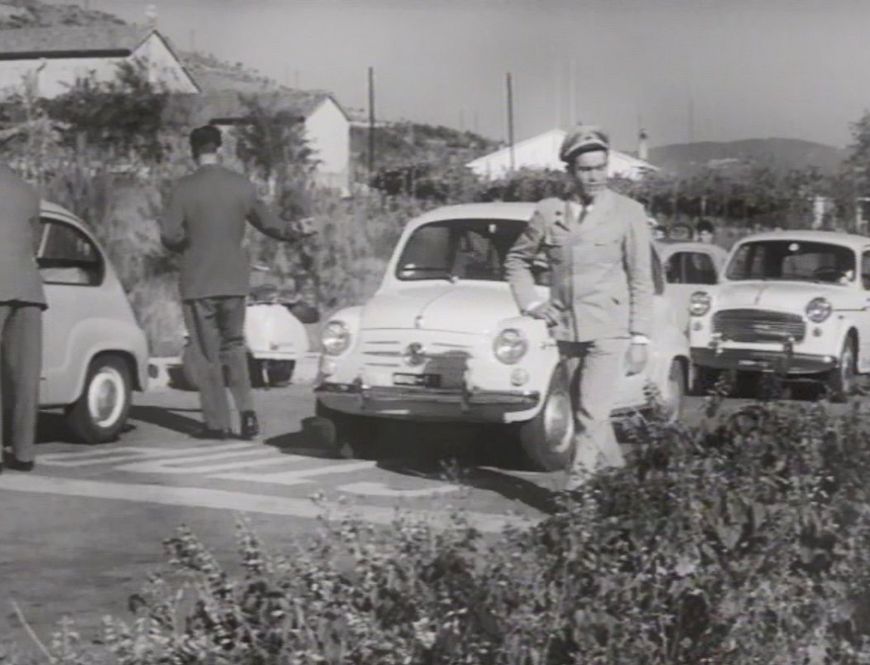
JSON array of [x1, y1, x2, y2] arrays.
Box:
[[665, 252, 717, 285], [38, 218, 104, 286]]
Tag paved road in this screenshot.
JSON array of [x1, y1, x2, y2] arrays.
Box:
[[0, 382, 828, 651]]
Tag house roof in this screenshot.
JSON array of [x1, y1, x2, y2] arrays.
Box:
[[193, 88, 348, 125], [0, 24, 152, 59]]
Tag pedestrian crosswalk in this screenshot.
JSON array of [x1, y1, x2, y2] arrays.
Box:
[[36, 441, 462, 497]]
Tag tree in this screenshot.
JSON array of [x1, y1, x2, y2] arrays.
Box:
[[39, 59, 174, 162]]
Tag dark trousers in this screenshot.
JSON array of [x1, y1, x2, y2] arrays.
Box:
[[182, 296, 254, 431], [0, 303, 42, 463]]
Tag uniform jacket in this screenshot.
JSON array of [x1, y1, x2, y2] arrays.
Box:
[[0, 164, 46, 308], [159, 164, 306, 301], [504, 189, 653, 342]]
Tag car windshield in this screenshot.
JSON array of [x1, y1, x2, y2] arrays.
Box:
[[726, 240, 857, 285], [396, 218, 526, 282]]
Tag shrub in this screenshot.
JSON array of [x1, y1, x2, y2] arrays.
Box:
[[34, 398, 870, 664]]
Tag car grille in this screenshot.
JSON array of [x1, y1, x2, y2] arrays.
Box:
[[712, 309, 806, 343], [360, 332, 473, 387]]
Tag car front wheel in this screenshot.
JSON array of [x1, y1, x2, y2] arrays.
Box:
[[65, 355, 133, 443], [518, 364, 575, 471], [314, 401, 377, 458]]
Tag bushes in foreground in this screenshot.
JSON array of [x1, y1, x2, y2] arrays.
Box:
[[23, 398, 870, 664]]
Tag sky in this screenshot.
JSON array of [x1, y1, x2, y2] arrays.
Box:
[[47, 0, 870, 150]]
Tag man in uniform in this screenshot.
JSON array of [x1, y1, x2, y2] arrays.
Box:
[[505, 124, 654, 490], [160, 125, 315, 440], [0, 159, 46, 472]]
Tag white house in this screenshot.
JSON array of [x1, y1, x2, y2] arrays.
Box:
[[466, 128, 658, 181], [0, 25, 199, 97], [189, 88, 352, 195]]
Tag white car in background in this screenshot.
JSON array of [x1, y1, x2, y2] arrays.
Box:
[[689, 230, 870, 400], [37, 202, 150, 442], [314, 202, 690, 470], [657, 240, 728, 334]]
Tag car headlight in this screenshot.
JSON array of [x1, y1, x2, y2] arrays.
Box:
[[689, 291, 712, 317], [321, 320, 351, 356], [493, 328, 528, 365], [806, 297, 832, 323]]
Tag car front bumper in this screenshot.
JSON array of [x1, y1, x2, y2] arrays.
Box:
[[315, 381, 541, 423], [691, 347, 838, 375]]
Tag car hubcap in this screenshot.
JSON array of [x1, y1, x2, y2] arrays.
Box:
[[543, 389, 574, 454], [88, 367, 126, 428]]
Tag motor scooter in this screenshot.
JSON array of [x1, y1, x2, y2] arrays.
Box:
[[168, 268, 317, 390]]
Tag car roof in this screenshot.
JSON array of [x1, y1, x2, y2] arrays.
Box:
[[734, 229, 870, 251], [655, 240, 728, 256], [405, 202, 537, 231]]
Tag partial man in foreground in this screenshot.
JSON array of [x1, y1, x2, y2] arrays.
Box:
[[160, 125, 316, 440], [505, 124, 654, 491], [0, 158, 46, 472]]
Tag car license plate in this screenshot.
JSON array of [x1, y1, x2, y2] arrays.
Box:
[[393, 373, 441, 388]]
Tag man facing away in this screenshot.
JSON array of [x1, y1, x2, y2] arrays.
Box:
[[0, 160, 46, 472], [505, 124, 654, 491], [160, 125, 315, 440]]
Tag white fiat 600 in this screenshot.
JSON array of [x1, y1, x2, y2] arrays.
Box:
[[314, 202, 690, 470], [688, 230, 870, 399]]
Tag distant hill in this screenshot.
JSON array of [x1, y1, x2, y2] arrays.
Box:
[[350, 121, 499, 175], [649, 138, 848, 178]]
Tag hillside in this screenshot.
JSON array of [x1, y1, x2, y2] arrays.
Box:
[[0, 0, 122, 27], [649, 138, 847, 177]]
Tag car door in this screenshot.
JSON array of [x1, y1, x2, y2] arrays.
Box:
[[663, 249, 721, 334], [37, 215, 106, 404]]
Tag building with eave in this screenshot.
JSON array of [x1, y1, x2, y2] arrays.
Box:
[[466, 128, 658, 182], [0, 25, 199, 97], [185, 88, 351, 195]]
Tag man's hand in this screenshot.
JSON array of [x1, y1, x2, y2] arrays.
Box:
[[625, 341, 648, 376], [525, 301, 562, 327]]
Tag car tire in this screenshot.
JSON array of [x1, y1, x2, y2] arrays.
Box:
[[314, 401, 377, 458], [689, 365, 720, 396], [65, 355, 133, 444], [518, 364, 575, 472], [827, 336, 857, 403]]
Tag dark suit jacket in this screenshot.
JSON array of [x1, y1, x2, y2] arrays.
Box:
[[0, 164, 46, 308], [159, 164, 306, 300]]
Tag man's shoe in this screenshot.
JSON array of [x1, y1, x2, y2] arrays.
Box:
[[5, 458, 34, 472], [190, 426, 229, 440], [240, 411, 260, 440]]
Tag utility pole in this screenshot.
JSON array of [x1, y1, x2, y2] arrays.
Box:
[[506, 73, 515, 172], [367, 66, 376, 178], [554, 59, 561, 128]]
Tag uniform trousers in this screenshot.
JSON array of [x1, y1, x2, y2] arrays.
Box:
[[182, 296, 254, 432], [0, 303, 42, 463], [559, 337, 629, 487]]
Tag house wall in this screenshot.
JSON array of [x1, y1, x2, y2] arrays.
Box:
[[0, 34, 196, 99], [304, 99, 350, 194], [133, 35, 198, 94]]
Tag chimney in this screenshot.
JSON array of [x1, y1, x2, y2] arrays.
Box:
[[638, 128, 649, 162], [145, 4, 158, 29]]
